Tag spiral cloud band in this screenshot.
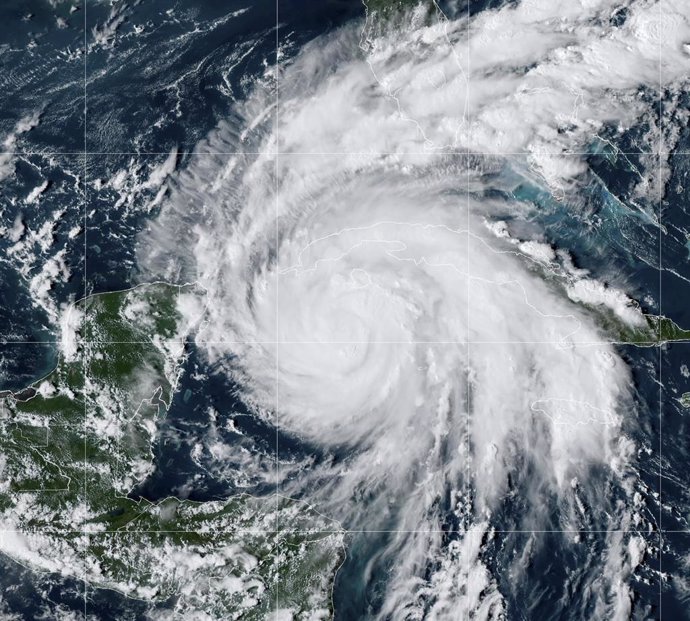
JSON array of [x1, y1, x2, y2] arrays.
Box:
[[140, 0, 690, 618]]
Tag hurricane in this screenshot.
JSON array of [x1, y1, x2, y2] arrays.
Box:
[[138, 0, 690, 618]]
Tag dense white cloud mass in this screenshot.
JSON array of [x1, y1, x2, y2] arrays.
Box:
[[141, 0, 690, 618]]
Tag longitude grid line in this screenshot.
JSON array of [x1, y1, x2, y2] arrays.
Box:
[[82, 0, 88, 616], [465, 1, 471, 619], [658, 0, 663, 616], [275, 0, 280, 616]]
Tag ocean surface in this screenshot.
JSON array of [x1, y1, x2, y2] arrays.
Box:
[[1, 0, 690, 619]]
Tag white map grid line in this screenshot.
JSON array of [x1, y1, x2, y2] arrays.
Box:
[[274, 0, 281, 616], [0, 340, 683, 345], [465, 1, 471, 619], [12, 1, 677, 616], [2, 150, 684, 156], [0, 528, 677, 535], [658, 0, 664, 615], [83, 0, 88, 615]]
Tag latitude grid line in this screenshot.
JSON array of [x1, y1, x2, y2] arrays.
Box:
[[1, 528, 685, 534], [4, 151, 689, 156], [3, 339, 685, 345]]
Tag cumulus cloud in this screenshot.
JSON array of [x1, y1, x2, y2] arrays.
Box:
[[138, 0, 689, 617], [0, 111, 41, 182]]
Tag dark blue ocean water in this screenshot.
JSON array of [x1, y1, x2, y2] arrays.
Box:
[[0, 1, 363, 618], [1, 0, 690, 619]]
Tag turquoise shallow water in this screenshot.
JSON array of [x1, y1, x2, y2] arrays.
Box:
[[1, 0, 690, 618]]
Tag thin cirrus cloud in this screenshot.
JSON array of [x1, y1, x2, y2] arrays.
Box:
[[138, 0, 689, 618]]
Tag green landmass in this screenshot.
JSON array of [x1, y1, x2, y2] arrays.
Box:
[[642, 315, 690, 343], [365, 0, 423, 14], [363, 0, 438, 28], [0, 283, 343, 619], [584, 303, 690, 345]]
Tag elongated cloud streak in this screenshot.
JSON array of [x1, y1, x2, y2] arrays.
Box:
[[141, 0, 690, 617]]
